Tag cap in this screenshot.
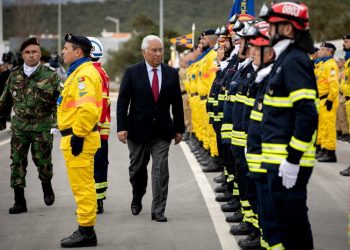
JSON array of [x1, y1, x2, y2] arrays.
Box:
[[321, 42, 336, 51], [64, 33, 92, 50], [201, 29, 216, 36], [20, 37, 40, 52]]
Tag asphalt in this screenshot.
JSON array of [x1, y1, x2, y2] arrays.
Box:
[[0, 100, 348, 250]]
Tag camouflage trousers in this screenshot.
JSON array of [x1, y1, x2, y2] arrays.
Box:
[[10, 129, 53, 188]]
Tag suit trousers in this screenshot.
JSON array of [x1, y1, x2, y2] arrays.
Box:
[[128, 138, 171, 215]]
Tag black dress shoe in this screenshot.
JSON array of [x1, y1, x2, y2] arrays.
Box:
[[230, 222, 253, 235], [61, 226, 97, 248], [340, 166, 350, 176], [131, 202, 142, 215], [226, 210, 243, 223], [221, 198, 240, 212], [213, 173, 225, 183], [151, 213, 167, 222]]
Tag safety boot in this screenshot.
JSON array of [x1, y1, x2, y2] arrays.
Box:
[[340, 166, 350, 176], [61, 226, 97, 248], [238, 227, 261, 249], [42, 182, 55, 206], [318, 150, 337, 163], [97, 199, 104, 214], [315, 148, 326, 159], [230, 221, 254, 235], [9, 187, 27, 214], [213, 172, 225, 183], [336, 131, 343, 140]]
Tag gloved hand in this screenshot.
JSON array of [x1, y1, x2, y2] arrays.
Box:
[[50, 128, 59, 135], [278, 159, 300, 189], [325, 100, 333, 111], [0, 116, 6, 131], [70, 134, 84, 156]]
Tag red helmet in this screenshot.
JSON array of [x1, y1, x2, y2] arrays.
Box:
[[248, 21, 270, 47], [259, 1, 309, 31]]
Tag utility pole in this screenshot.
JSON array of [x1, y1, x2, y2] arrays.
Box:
[[0, 0, 3, 54], [159, 0, 163, 44], [105, 16, 120, 33], [58, 0, 62, 53]]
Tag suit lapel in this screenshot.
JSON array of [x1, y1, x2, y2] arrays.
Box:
[[138, 62, 154, 100], [159, 63, 167, 100]]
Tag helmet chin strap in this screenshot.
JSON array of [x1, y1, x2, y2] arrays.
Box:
[[270, 23, 289, 46]]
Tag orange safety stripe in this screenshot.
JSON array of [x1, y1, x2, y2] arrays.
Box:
[[63, 96, 103, 109]]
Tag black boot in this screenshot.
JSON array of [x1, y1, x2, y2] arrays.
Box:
[[315, 148, 326, 159], [9, 187, 27, 214], [226, 210, 243, 223], [340, 166, 350, 176], [221, 198, 240, 212], [97, 199, 104, 214], [318, 150, 337, 163], [230, 221, 254, 235], [213, 172, 225, 183], [42, 182, 55, 206], [336, 131, 343, 140], [61, 226, 97, 248], [214, 182, 228, 193], [238, 227, 261, 249]]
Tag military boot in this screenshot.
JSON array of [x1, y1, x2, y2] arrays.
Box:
[[9, 187, 27, 214], [97, 199, 104, 214], [42, 182, 55, 206], [318, 150, 337, 163], [61, 226, 97, 248]]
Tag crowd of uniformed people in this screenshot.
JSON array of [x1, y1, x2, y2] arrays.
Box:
[[178, 1, 350, 249]]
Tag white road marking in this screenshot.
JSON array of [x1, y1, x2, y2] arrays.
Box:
[[180, 142, 240, 250], [0, 138, 10, 146]]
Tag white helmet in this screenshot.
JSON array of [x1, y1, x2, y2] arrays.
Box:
[[87, 36, 103, 59]]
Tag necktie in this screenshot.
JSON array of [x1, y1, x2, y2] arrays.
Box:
[[152, 68, 159, 102]]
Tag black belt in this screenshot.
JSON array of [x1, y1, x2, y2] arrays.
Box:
[[320, 94, 328, 100], [200, 96, 207, 100], [345, 96, 350, 101], [60, 124, 98, 137]]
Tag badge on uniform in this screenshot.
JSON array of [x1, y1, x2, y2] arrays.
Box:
[[247, 73, 251, 78], [12, 91, 17, 97], [330, 69, 336, 76], [78, 77, 85, 82], [258, 102, 263, 111], [78, 82, 86, 90], [57, 95, 63, 106], [268, 88, 274, 96]]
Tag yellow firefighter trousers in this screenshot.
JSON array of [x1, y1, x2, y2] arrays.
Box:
[[63, 149, 98, 227], [317, 98, 339, 150], [345, 100, 350, 134]]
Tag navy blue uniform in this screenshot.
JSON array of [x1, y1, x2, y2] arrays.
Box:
[[261, 43, 318, 249]]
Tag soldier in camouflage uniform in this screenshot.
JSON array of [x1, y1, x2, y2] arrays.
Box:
[[0, 37, 62, 214]]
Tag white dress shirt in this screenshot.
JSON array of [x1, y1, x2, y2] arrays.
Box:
[[145, 61, 162, 91]]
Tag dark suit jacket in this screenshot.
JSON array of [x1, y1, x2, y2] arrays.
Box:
[[117, 61, 185, 143]]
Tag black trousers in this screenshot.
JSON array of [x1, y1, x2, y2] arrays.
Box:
[[127, 138, 171, 215], [94, 139, 109, 200], [266, 168, 314, 250]]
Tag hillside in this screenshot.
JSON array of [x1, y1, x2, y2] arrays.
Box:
[[4, 0, 349, 43]]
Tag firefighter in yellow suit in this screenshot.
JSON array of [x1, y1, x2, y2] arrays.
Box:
[[340, 34, 350, 176], [316, 42, 339, 162], [58, 33, 102, 248]]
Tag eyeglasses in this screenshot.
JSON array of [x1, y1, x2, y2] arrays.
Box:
[[22, 50, 40, 55], [147, 48, 163, 54]]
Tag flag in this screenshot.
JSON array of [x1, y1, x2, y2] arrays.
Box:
[[228, 0, 255, 19], [169, 33, 193, 49]]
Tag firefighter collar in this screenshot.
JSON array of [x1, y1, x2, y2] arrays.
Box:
[[273, 39, 292, 60]]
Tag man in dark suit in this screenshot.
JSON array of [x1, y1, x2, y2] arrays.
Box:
[[117, 35, 185, 222]]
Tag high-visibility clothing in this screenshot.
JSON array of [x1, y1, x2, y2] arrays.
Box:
[[340, 58, 350, 133]]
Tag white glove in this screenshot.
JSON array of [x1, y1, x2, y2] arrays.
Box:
[[278, 159, 300, 189], [50, 128, 60, 135]]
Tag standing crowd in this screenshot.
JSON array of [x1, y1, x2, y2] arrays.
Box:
[[179, 1, 350, 249]]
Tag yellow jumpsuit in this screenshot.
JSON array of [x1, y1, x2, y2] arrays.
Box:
[[57, 61, 102, 227], [341, 58, 350, 133], [316, 58, 339, 150]]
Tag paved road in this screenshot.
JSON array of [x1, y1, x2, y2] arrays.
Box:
[[0, 99, 348, 250]]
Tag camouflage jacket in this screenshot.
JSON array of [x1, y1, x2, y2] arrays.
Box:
[[0, 64, 62, 131]]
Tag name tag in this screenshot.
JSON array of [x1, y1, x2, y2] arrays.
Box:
[[57, 95, 63, 106]]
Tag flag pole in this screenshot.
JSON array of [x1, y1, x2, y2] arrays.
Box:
[[192, 23, 195, 48]]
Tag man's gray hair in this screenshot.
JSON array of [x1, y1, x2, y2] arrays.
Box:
[[141, 35, 163, 50]]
